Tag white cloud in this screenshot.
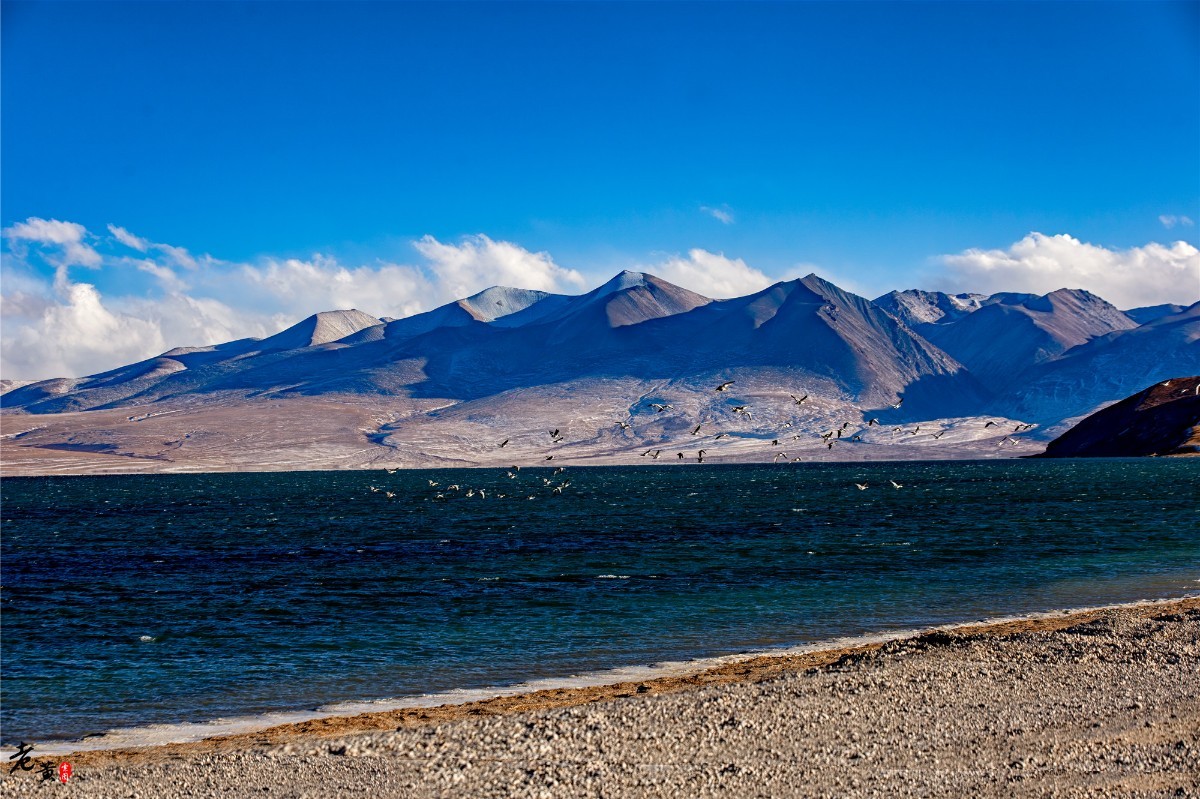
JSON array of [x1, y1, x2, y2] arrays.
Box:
[[413, 234, 585, 298], [700, 205, 735, 225], [2, 277, 167, 380], [238, 255, 433, 320], [650, 248, 773, 298], [1159, 214, 1195, 229], [3, 217, 101, 268], [937, 232, 1200, 309], [107, 224, 149, 252], [132, 258, 188, 292]]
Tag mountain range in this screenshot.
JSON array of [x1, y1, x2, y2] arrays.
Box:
[[2, 271, 1197, 474]]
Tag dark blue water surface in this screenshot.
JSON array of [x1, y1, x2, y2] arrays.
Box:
[[2, 460, 1198, 745]]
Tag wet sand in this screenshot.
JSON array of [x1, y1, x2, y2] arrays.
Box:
[[4, 596, 1198, 797]]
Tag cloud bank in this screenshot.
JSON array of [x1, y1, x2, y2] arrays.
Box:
[[1, 221, 588, 380], [4, 219, 1196, 382], [935, 233, 1199, 310]]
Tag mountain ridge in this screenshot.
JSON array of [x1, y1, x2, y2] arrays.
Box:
[[2, 270, 1196, 474]]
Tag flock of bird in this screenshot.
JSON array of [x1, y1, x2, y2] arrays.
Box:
[[368, 379, 1041, 499], [509, 381, 1033, 465], [482, 380, 1036, 468], [369, 462, 576, 503]]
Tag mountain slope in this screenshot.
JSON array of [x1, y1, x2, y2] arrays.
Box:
[[994, 302, 1200, 422], [912, 289, 1135, 392]]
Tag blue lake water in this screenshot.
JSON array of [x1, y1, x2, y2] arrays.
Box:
[[2, 459, 1198, 746]]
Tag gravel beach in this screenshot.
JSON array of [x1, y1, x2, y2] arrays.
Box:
[[4, 597, 1198, 798]]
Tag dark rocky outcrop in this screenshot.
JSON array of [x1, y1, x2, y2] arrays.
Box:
[[1037, 377, 1200, 457]]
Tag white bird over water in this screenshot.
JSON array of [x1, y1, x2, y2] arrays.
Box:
[[890, 480, 903, 489], [855, 483, 868, 490], [427, 480, 438, 487]]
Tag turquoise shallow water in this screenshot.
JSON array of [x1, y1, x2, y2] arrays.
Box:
[[2, 459, 1198, 746]]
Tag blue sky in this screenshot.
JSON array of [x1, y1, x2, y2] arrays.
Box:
[[2, 1, 1198, 379]]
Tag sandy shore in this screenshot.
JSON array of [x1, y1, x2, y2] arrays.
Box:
[[4, 597, 1198, 797]]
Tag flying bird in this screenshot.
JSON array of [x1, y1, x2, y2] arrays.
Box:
[[499, 438, 509, 448], [692, 423, 703, 435], [867, 418, 880, 426], [369, 486, 380, 493], [651, 450, 662, 459], [385, 491, 396, 498], [617, 420, 631, 430], [713, 433, 729, 440], [890, 480, 903, 489], [772, 439, 780, 446], [716, 381, 735, 392], [650, 403, 673, 413], [854, 483, 868, 490], [984, 421, 997, 428], [545, 455, 554, 461], [386, 468, 398, 474], [697, 450, 707, 463], [932, 431, 945, 440], [891, 398, 904, 409], [790, 394, 808, 405], [427, 480, 439, 487], [677, 452, 685, 460], [549, 429, 560, 438]]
